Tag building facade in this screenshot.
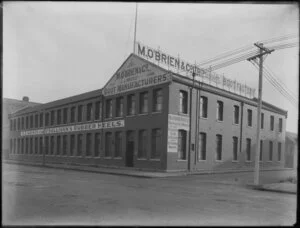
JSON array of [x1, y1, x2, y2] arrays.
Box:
[[8, 54, 287, 172]]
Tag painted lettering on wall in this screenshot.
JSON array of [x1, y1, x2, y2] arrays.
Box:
[[20, 120, 125, 137]]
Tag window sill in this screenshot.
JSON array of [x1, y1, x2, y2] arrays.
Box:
[[216, 120, 223, 123], [150, 158, 160, 161], [104, 157, 112, 159], [137, 158, 147, 160], [177, 159, 187, 162], [152, 111, 162, 115], [138, 113, 149, 116], [126, 114, 136, 118], [215, 160, 223, 162], [114, 116, 123, 119], [178, 112, 189, 116], [104, 117, 113, 120], [200, 117, 208, 120], [198, 159, 207, 162], [245, 160, 252, 163], [113, 157, 122, 159], [232, 123, 239, 126], [232, 160, 238, 162], [267, 160, 273, 163]]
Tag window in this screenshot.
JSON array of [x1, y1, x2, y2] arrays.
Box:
[[30, 115, 33, 128], [70, 135, 75, 156], [22, 138, 25, 154], [261, 113, 264, 129], [270, 115, 274, 131], [179, 90, 188, 114], [10, 139, 13, 154], [278, 142, 282, 161], [116, 97, 124, 117], [247, 109, 252, 127], [260, 140, 263, 161], [77, 134, 83, 156], [39, 137, 43, 155], [279, 118, 283, 133], [62, 135, 68, 156], [26, 138, 29, 154], [50, 111, 55, 126], [139, 92, 148, 114], [199, 132, 207, 160], [233, 105, 239, 124], [26, 116, 29, 129], [18, 118, 21, 130], [63, 108, 68, 124], [70, 106, 76, 123], [57, 136, 61, 155], [87, 103, 93, 121], [105, 132, 112, 157], [35, 114, 38, 128], [151, 129, 162, 159], [86, 133, 92, 157], [216, 101, 223, 121], [106, 99, 113, 118], [57, 109, 61, 125], [153, 89, 163, 112], [269, 141, 273, 161], [94, 133, 101, 157], [138, 130, 147, 159], [39, 113, 43, 127], [200, 96, 208, 118], [246, 138, 251, 161], [216, 134, 222, 161], [50, 136, 55, 155], [34, 138, 38, 154], [127, 94, 136, 115], [18, 138, 21, 154], [233, 137, 238, 161], [115, 131, 122, 157], [45, 113, 50, 126], [22, 117, 25, 130], [10, 120, 13, 131], [29, 138, 33, 154], [95, 101, 102, 120], [78, 105, 83, 122], [45, 136, 49, 155], [178, 130, 187, 160], [13, 119, 16, 131]]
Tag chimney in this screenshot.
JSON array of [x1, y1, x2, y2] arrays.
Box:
[[22, 96, 29, 102]]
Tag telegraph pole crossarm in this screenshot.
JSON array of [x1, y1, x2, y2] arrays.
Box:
[[247, 42, 274, 186]]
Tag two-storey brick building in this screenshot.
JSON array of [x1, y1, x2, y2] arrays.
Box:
[[8, 53, 287, 172]]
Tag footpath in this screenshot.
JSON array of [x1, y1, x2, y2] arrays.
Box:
[[4, 159, 297, 194]]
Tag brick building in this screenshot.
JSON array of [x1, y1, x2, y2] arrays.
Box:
[[8, 53, 287, 172]]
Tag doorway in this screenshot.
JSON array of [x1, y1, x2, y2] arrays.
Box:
[[126, 131, 135, 167]]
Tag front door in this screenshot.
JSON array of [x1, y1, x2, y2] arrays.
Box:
[[126, 131, 135, 167]]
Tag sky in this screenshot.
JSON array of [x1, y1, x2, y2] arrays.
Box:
[[3, 2, 299, 133]]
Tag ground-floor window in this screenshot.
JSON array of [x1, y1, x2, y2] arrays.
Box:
[[199, 132, 207, 160], [77, 134, 83, 156], [30, 137, 33, 154], [105, 132, 112, 157], [45, 136, 49, 155], [151, 128, 162, 159], [278, 142, 282, 161], [178, 130, 187, 160], [39, 137, 43, 155], [216, 134, 222, 161], [115, 131, 122, 158], [50, 136, 55, 155], [246, 138, 251, 161], [70, 135, 75, 156], [94, 133, 101, 157], [269, 141, 273, 161], [86, 133, 92, 157], [26, 138, 29, 154], [57, 136, 61, 155], [63, 135, 68, 156], [18, 138, 21, 154], [10, 139, 13, 154], [232, 136, 238, 161], [138, 130, 147, 159]]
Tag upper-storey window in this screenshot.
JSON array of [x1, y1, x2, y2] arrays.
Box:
[[22, 117, 25, 130], [26, 116, 29, 129], [200, 96, 208, 118], [51, 110, 55, 126], [106, 99, 113, 118], [45, 112, 50, 127], [116, 97, 124, 117], [18, 118, 21, 130], [78, 105, 83, 122], [247, 109, 252, 127], [127, 94, 136, 116], [233, 105, 239, 124], [30, 115, 34, 128], [10, 119, 13, 131], [70, 106, 76, 123], [279, 118, 283, 132], [216, 101, 223, 121], [261, 113, 264, 129], [139, 92, 148, 114], [63, 108, 68, 124], [87, 103, 93, 121], [34, 114, 38, 128], [179, 90, 188, 114], [39, 113, 43, 127], [57, 109, 62, 125], [95, 101, 102, 120], [270, 115, 274, 131], [153, 89, 163, 112]]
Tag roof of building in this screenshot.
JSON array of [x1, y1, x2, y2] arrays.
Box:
[[3, 98, 41, 115], [10, 53, 288, 117]]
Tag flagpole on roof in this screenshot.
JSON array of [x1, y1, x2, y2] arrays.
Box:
[[133, 3, 138, 54]]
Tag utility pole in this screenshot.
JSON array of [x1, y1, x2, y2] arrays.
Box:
[[188, 68, 196, 172], [133, 3, 138, 54], [247, 43, 274, 186]]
